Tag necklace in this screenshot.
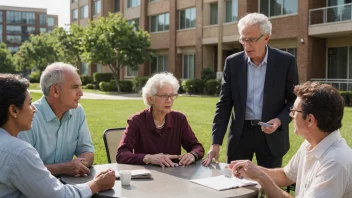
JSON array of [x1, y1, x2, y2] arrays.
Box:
[[154, 119, 165, 129]]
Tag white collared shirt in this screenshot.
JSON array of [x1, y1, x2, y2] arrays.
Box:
[[284, 130, 352, 198]]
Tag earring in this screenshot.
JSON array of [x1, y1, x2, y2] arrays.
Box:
[[14, 115, 17, 118]]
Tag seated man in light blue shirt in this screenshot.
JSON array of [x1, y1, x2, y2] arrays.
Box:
[[19, 62, 95, 177]]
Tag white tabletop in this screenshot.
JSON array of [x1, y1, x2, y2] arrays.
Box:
[[61, 161, 261, 198]]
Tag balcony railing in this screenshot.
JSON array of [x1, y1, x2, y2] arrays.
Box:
[[309, 3, 352, 25], [311, 78, 352, 91]]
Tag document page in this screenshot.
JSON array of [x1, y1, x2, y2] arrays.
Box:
[[190, 175, 258, 191]]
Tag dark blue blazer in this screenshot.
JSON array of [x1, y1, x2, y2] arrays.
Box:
[[212, 46, 299, 160]]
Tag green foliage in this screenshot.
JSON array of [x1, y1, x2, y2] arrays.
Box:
[[0, 43, 16, 73], [29, 71, 41, 83], [133, 76, 149, 92], [119, 80, 133, 92], [99, 81, 111, 92], [340, 91, 352, 106], [86, 83, 97, 89], [49, 25, 84, 66], [15, 33, 60, 72], [205, 79, 221, 95], [81, 13, 154, 92], [93, 73, 113, 84], [80, 74, 92, 85], [201, 68, 216, 82], [181, 79, 204, 95]]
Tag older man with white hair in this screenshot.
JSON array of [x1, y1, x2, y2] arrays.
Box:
[[203, 13, 299, 168], [19, 62, 94, 177]]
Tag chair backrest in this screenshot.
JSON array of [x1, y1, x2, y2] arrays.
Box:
[[103, 128, 126, 163]]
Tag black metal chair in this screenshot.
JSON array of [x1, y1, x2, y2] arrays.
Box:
[[103, 128, 126, 163]]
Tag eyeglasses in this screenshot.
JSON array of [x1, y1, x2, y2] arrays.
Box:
[[238, 35, 263, 45], [290, 106, 304, 117], [154, 94, 178, 101]]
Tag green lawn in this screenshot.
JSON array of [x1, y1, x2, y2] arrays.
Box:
[[29, 92, 352, 166]]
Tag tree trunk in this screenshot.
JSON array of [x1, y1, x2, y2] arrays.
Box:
[[108, 62, 121, 93]]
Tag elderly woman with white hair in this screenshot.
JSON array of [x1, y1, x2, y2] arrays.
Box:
[[116, 72, 204, 167]]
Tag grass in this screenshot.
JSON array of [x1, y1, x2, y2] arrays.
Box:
[[29, 92, 352, 166]]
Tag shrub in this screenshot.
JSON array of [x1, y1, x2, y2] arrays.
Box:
[[120, 80, 133, 92], [201, 68, 216, 82], [99, 81, 111, 92], [86, 83, 97, 89], [340, 91, 352, 106], [94, 73, 113, 84], [205, 79, 220, 95], [80, 75, 92, 85], [133, 76, 149, 92], [29, 71, 40, 83], [181, 79, 204, 95]]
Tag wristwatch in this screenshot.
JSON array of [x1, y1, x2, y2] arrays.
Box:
[[189, 152, 198, 161]]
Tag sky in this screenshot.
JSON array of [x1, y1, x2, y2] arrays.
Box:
[[0, 0, 70, 27]]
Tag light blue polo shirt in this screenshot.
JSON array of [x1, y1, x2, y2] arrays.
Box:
[[18, 96, 94, 165]]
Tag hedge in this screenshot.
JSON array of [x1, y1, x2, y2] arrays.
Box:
[[80, 75, 92, 85], [133, 76, 149, 92], [29, 71, 40, 83], [205, 79, 221, 95], [181, 79, 204, 95], [340, 91, 352, 106], [86, 83, 97, 89], [93, 73, 113, 84]]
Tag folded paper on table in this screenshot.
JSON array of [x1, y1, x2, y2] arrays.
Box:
[[115, 169, 152, 179], [190, 175, 258, 191]]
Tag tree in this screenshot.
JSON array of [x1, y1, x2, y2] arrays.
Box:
[[50, 25, 84, 67], [15, 33, 60, 73], [81, 13, 154, 92], [14, 41, 35, 75], [0, 43, 15, 73]]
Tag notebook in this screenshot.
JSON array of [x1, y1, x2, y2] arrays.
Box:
[[115, 169, 152, 179], [190, 175, 258, 191]]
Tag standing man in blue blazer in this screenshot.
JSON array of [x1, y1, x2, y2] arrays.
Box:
[[202, 13, 299, 168]]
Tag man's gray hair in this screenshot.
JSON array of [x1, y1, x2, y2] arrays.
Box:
[[238, 13, 272, 36], [142, 72, 180, 106], [40, 62, 78, 96]]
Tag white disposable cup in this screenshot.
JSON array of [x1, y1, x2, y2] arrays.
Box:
[[119, 170, 131, 186]]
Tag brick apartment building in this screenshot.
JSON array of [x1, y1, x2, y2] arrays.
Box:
[[70, 0, 352, 89], [0, 6, 58, 54]]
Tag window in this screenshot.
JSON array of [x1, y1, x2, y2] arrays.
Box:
[[72, 9, 78, 20], [0, 11, 3, 22], [6, 25, 21, 34], [40, 28, 47, 33], [279, 48, 297, 58], [149, 0, 160, 3], [150, 13, 169, 32], [260, 0, 298, 17], [94, 0, 101, 15], [22, 12, 35, 24], [179, 7, 196, 29], [225, 0, 238, 22], [114, 0, 120, 12], [151, 55, 168, 74], [183, 54, 195, 79], [126, 67, 138, 77], [0, 25, 2, 42], [22, 26, 35, 34], [80, 5, 88, 18], [47, 17, 55, 27], [7, 35, 21, 44], [210, 3, 218, 25], [127, 0, 140, 8], [128, 18, 139, 30], [81, 63, 89, 75], [7, 46, 19, 53], [96, 64, 102, 73], [6, 11, 21, 24], [39, 14, 46, 25]]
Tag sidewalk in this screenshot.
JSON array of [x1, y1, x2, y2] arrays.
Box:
[[29, 90, 142, 100]]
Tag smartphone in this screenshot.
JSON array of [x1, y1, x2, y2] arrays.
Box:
[[258, 122, 273, 127]]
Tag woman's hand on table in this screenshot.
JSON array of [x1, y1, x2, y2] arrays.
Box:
[[144, 153, 180, 168], [179, 153, 196, 166]]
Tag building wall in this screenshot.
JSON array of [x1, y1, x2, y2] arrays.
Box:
[[69, 0, 352, 83]]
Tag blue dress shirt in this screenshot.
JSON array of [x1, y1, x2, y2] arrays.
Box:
[[0, 128, 92, 198], [18, 96, 94, 164]]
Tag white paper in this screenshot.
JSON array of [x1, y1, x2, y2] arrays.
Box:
[[190, 175, 258, 191]]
